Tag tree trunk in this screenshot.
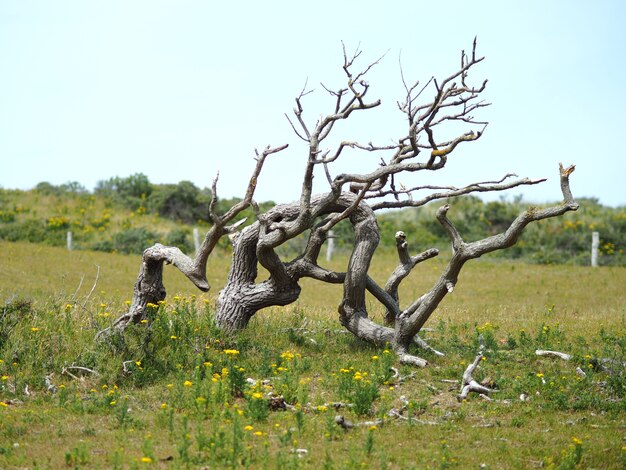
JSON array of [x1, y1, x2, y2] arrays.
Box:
[[214, 222, 302, 331]]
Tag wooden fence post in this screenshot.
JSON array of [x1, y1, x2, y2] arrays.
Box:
[[591, 231, 599, 267], [326, 230, 335, 262], [193, 228, 201, 254], [66, 231, 72, 251]]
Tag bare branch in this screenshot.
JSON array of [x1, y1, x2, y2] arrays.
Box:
[[436, 204, 464, 252], [457, 352, 494, 401], [370, 174, 545, 211], [396, 164, 579, 345], [383, 231, 439, 324], [536, 350, 573, 361]]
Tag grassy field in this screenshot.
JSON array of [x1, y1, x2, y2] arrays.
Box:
[[0, 240, 625, 469]]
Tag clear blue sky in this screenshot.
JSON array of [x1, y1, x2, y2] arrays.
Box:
[[1, 1, 625, 207]]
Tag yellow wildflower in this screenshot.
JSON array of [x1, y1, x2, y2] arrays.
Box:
[[183, 380, 193, 387], [280, 351, 295, 361]]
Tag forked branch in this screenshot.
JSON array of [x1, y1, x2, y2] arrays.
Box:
[[394, 164, 578, 349]]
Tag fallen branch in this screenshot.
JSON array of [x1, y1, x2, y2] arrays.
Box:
[[122, 360, 135, 375], [389, 368, 418, 385], [61, 365, 100, 380], [457, 335, 495, 401], [335, 415, 383, 430], [535, 349, 572, 361], [535, 350, 626, 375], [44, 375, 58, 393]]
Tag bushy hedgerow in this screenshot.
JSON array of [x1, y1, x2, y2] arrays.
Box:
[[0, 184, 623, 266]]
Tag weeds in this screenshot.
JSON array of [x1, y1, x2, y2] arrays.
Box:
[[0, 247, 625, 467]]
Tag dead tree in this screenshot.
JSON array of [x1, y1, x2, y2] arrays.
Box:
[[98, 40, 579, 366]]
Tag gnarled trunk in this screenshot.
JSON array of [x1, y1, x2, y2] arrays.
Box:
[[215, 222, 301, 330]]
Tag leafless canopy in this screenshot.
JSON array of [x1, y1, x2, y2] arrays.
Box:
[[99, 40, 579, 367]]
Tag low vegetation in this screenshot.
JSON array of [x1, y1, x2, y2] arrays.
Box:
[[0, 241, 624, 468], [0, 177, 624, 266]]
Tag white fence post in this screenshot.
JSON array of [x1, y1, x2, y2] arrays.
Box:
[[326, 230, 335, 262], [591, 231, 599, 267], [66, 231, 72, 251], [193, 228, 201, 254]]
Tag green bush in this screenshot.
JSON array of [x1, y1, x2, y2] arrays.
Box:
[[148, 181, 211, 224], [165, 228, 194, 253], [1, 182, 623, 266], [0, 219, 65, 246], [112, 227, 158, 254], [92, 227, 158, 254], [95, 173, 153, 211]]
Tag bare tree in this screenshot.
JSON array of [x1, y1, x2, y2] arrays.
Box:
[[98, 40, 579, 366]]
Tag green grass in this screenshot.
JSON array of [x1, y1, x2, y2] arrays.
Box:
[[1, 241, 625, 468]]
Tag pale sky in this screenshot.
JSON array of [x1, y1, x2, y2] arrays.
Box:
[[1, 1, 625, 207]]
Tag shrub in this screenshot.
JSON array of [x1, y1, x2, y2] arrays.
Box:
[[112, 227, 158, 255], [165, 228, 194, 253], [148, 181, 211, 224], [95, 174, 153, 210], [0, 219, 64, 246]]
